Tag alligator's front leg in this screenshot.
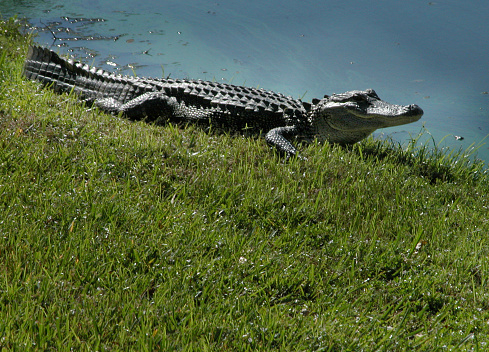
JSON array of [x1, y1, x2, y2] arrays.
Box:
[[93, 92, 178, 122], [265, 126, 301, 158]]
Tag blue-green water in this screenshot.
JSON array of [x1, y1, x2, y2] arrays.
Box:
[[2, 0, 489, 164]]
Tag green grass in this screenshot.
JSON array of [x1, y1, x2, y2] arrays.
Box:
[[1, 17, 489, 351]]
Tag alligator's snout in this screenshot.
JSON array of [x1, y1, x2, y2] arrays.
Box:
[[377, 102, 423, 127], [365, 98, 423, 125]]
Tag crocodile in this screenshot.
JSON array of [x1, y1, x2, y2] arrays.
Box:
[[23, 45, 423, 157]]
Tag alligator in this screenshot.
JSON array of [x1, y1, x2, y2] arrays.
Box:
[[23, 46, 423, 157]]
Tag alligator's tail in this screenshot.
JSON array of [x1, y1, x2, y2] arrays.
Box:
[[23, 46, 136, 103]]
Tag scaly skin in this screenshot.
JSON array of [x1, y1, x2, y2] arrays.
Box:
[[23, 46, 423, 157]]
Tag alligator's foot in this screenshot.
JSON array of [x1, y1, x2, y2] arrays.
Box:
[[265, 125, 302, 159]]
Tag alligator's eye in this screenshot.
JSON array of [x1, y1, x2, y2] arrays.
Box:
[[351, 94, 368, 102], [366, 89, 379, 99]]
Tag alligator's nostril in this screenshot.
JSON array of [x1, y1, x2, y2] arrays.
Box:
[[409, 104, 424, 116]]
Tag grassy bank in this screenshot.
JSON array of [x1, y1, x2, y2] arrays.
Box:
[[1, 17, 489, 351]]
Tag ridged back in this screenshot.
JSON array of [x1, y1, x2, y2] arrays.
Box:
[[23, 46, 307, 117]]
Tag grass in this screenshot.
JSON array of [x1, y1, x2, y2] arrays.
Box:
[[1, 16, 489, 351]]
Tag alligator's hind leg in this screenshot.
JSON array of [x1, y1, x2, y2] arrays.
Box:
[[94, 92, 179, 122]]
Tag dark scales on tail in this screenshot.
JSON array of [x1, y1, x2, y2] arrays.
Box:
[[23, 46, 423, 157]]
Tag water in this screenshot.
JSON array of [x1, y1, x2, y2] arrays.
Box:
[[2, 0, 489, 164]]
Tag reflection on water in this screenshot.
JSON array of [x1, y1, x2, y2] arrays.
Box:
[[2, 0, 488, 164]]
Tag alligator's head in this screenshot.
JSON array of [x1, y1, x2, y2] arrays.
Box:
[[309, 89, 423, 144]]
